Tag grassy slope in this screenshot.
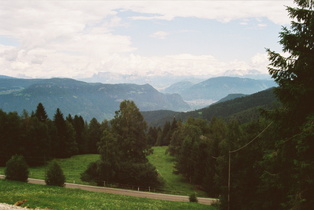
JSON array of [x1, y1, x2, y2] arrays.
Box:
[[0, 154, 100, 185], [148, 147, 207, 197], [0, 147, 209, 197], [0, 180, 214, 210]]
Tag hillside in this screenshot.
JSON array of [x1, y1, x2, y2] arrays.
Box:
[[142, 88, 279, 127], [214, 93, 246, 104], [0, 78, 190, 121]]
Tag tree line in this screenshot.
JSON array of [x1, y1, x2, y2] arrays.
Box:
[[0, 100, 163, 188], [0, 103, 106, 166]]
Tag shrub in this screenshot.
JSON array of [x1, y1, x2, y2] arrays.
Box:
[[45, 161, 65, 187], [5, 155, 29, 182], [189, 192, 198, 203]]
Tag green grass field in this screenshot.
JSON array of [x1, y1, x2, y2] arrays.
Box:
[[0, 154, 100, 185], [0, 147, 209, 197], [0, 179, 215, 210], [148, 147, 208, 197]]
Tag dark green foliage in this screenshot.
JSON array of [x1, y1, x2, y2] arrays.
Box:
[[45, 161, 65, 187], [147, 126, 160, 146], [168, 116, 276, 209], [0, 110, 22, 165], [166, 1, 314, 209], [5, 155, 29, 182], [189, 192, 198, 203], [154, 118, 178, 146], [263, 0, 314, 208], [87, 118, 102, 154], [53, 109, 78, 158], [142, 88, 278, 127], [0, 103, 98, 167], [69, 115, 88, 154], [22, 116, 50, 166], [35, 103, 48, 122], [81, 100, 162, 188]]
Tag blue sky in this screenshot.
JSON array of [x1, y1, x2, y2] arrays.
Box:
[[0, 1, 294, 79]]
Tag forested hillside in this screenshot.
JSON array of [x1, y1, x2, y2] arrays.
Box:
[[142, 88, 278, 127]]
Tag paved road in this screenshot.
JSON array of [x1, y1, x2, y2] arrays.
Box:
[[0, 175, 218, 205]]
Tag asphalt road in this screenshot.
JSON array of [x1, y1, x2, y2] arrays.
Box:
[[0, 175, 218, 205]]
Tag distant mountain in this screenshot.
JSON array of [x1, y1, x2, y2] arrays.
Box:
[[0, 75, 15, 79], [142, 88, 279, 127], [0, 78, 190, 121], [179, 76, 276, 100], [81, 72, 204, 91], [163, 81, 195, 94], [162, 76, 276, 110]]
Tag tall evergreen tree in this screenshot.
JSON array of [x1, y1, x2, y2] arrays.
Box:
[[110, 100, 151, 161], [35, 103, 48, 122], [87, 118, 102, 154], [82, 100, 161, 187], [264, 0, 314, 208], [53, 108, 78, 158], [70, 115, 87, 154]]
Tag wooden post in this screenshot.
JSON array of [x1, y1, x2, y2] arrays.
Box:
[[228, 151, 231, 210]]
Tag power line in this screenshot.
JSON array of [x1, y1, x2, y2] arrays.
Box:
[[229, 122, 273, 154], [228, 121, 273, 210]]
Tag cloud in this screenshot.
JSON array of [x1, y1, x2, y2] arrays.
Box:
[[125, 1, 294, 24], [0, 1, 293, 79], [150, 31, 169, 40]]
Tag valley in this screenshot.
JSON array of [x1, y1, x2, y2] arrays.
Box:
[[0, 75, 276, 122]]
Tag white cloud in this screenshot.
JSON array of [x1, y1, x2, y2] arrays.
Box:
[[0, 1, 293, 79], [150, 31, 169, 40]]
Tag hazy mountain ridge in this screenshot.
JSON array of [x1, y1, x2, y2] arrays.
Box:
[[174, 76, 276, 100], [0, 77, 190, 121], [142, 88, 278, 127]]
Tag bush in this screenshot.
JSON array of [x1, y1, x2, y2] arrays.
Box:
[[5, 155, 29, 182], [45, 161, 65, 187], [189, 192, 198, 203]]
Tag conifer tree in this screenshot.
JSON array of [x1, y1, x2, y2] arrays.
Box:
[[265, 0, 314, 208], [45, 161, 65, 187], [5, 155, 29, 182], [35, 103, 48, 122]]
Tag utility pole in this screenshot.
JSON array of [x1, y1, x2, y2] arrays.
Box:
[[227, 122, 272, 210]]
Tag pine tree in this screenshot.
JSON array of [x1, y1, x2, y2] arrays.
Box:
[[5, 155, 29, 182], [45, 161, 65, 187], [35, 103, 48, 122], [265, 0, 314, 208], [87, 118, 102, 154], [82, 100, 161, 187]]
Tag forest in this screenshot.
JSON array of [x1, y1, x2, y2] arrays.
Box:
[[1, 1, 313, 209]]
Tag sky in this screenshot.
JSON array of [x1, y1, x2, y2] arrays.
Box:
[[0, 0, 295, 80]]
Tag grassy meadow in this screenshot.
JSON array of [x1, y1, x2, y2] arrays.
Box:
[[148, 147, 208, 197], [0, 179, 215, 210], [0, 147, 209, 197], [0, 154, 100, 185]]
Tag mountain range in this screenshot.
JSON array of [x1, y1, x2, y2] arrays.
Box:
[[0, 77, 189, 121], [164, 76, 276, 109], [0, 75, 277, 123]]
